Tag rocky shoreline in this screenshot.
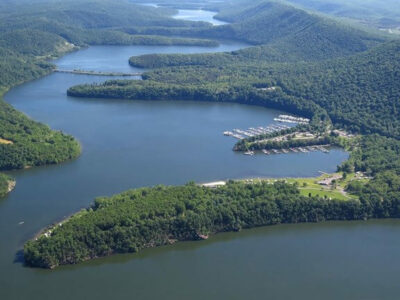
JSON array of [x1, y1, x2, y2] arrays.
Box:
[[7, 180, 16, 193]]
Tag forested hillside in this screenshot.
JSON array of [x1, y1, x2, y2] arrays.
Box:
[[71, 40, 400, 138], [128, 0, 387, 62], [0, 0, 217, 48], [25, 179, 400, 269], [0, 0, 220, 196], [285, 0, 400, 30], [0, 56, 81, 174], [129, 0, 389, 68], [19, 0, 400, 267], [211, 0, 384, 60]]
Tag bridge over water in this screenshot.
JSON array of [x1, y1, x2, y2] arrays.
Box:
[[54, 69, 142, 77]]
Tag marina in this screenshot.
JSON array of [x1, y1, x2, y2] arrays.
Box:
[[258, 145, 331, 156], [224, 122, 332, 157], [223, 123, 290, 139], [273, 114, 310, 125], [0, 6, 361, 300]]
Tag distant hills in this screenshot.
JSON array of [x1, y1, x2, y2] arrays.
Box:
[[0, 0, 399, 190], [77, 39, 400, 139], [286, 0, 400, 29], [211, 0, 385, 60]]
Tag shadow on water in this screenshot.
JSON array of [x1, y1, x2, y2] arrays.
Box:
[[0, 193, 11, 203], [13, 249, 24, 265]]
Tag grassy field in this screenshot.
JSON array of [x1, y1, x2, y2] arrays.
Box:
[[244, 172, 366, 201]]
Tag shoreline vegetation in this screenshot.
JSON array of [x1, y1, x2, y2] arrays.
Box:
[[0, 89, 82, 171], [0, 0, 223, 197], [1, 0, 398, 269], [0, 173, 15, 198], [23, 169, 393, 269], [27, 128, 400, 269], [57, 5, 400, 268], [0, 68, 81, 197]]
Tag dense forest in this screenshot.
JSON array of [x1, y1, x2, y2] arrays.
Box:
[[0, 0, 223, 196], [16, 181, 374, 268], [127, 1, 386, 62], [24, 132, 400, 268], [0, 98, 81, 170], [0, 0, 216, 49], [285, 0, 400, 29], [0, 62, 80, 177], [24, 170, 400, 269], [18, 0, 400, 267], [234, 135, 335, 152], [71, 39, 400, 138]]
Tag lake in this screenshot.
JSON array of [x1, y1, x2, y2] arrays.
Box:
[[138, 3, 228, 26], [1, 9, 398, 300], [173, 9, 228, 25]]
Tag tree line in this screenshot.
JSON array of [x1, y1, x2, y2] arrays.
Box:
[[25, 180, 400, 269]]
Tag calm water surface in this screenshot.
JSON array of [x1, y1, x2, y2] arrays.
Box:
[[137, 3, 227, 25], [0, 10, 399, 300], [173, 9, 228, 25], [56, 41, 246, 73]]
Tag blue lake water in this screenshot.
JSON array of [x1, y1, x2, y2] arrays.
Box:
[[173, 9, 228, 25], [1, 9, 397, 300]]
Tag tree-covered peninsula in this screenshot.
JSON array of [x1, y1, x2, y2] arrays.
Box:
[[68, 39, 400, 138], [22, 176, 397, 269], [0, 0, 393, 269], [0, 0, 224, 196], [57, 0, 400, 269], [23, 128, 400, 269]]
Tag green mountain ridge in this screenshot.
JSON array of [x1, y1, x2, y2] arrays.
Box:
[[0, 0, 218, 197], [0, 0, 397, 268], [213, 0, 384, 58], [74, 39, 400, 138]]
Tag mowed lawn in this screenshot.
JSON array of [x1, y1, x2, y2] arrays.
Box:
[[248, 173, 364, 201]]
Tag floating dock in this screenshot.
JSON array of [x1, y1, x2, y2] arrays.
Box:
[[273, 114, 310, 125], [259, 145, 331, 156], [223, 123, 290, 140]]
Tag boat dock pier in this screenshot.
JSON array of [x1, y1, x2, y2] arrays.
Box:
[[54, 69, 142, 77], [223, 123, 290, 140], [259, 145, 331, 156], [274, 114, 310, 125]]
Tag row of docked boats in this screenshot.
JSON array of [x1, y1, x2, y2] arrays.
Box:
[[224, 123, 290, 140], [250, 145, 330, 156], [273, 114, 310, 125]]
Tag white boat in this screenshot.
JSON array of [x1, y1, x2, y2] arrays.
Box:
[[262, 149, 270, 155], [244, 151, 255, 156]]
